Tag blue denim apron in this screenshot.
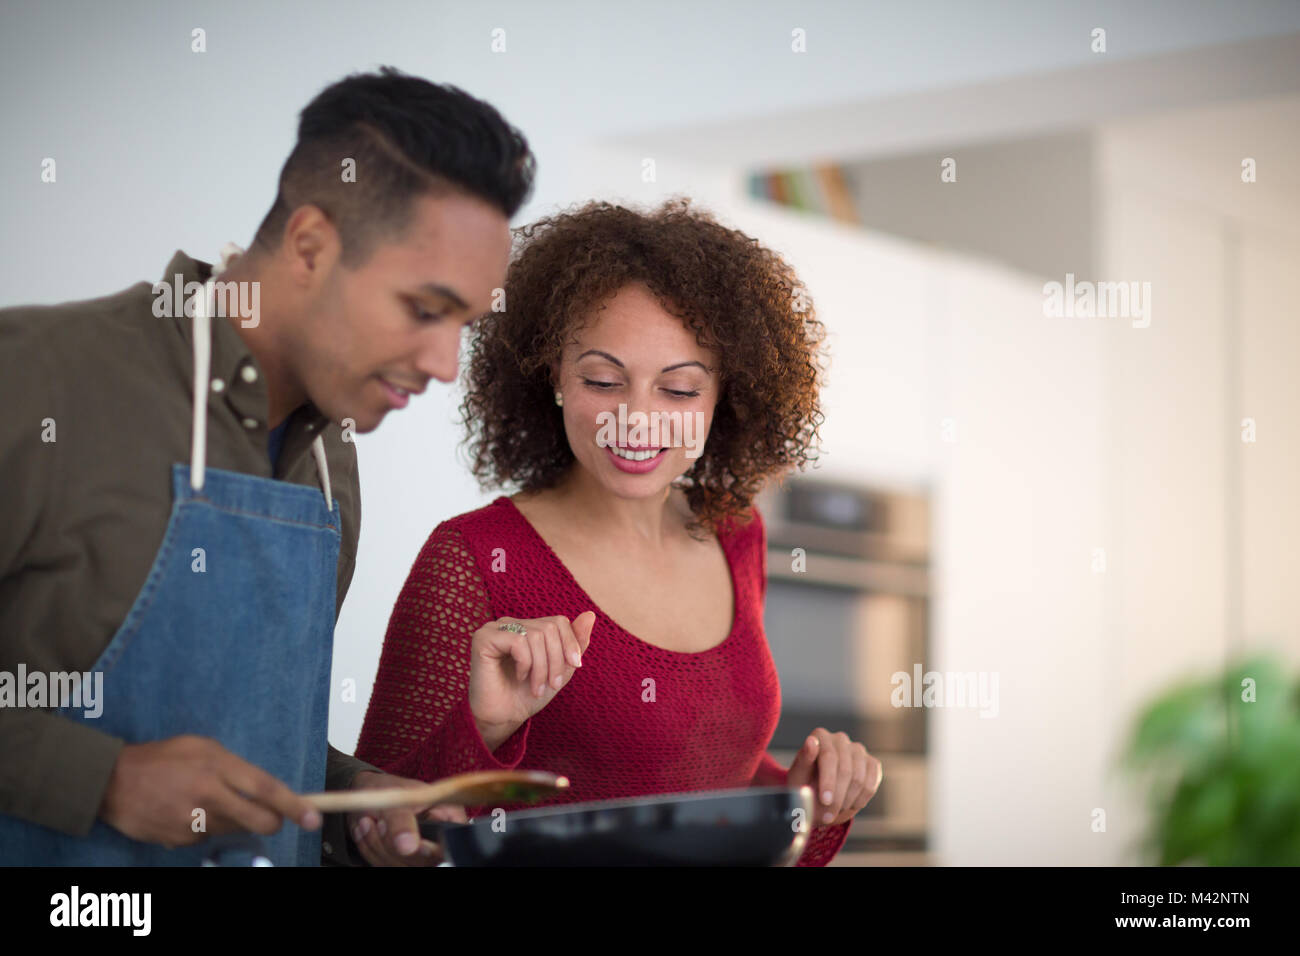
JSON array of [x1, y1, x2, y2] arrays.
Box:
[[0, 246, 340, 865]]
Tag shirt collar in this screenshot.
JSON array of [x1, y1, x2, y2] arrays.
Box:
[[159, 249, 331, 444]]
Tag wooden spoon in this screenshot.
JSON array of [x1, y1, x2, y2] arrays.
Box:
[[302, 769, 569, 813]]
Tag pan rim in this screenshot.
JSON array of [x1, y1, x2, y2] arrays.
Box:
[[446, 783, 814, 829]]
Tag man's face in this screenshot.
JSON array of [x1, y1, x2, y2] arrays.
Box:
[[294, 192, 511, 432]]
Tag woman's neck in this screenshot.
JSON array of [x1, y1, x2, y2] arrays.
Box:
[[542, 466, 684, 548]]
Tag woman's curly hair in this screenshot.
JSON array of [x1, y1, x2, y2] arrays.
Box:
[[459, 196, 827, 535]]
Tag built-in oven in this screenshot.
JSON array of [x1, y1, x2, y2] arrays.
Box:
[[756, 477, 931, 858]]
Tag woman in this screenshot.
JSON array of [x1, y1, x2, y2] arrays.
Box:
[[356, 197, 882, 865]]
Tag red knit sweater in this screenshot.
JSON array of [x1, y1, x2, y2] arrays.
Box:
[[356, 496, 850, 866]]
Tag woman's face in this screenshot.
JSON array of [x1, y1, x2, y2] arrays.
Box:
[[555, 282, 721, 501]]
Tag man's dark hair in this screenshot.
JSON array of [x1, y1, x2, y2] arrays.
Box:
[[252, 66, 536, 266]]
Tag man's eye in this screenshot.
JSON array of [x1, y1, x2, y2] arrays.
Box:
[[410, 302, 445, 322]]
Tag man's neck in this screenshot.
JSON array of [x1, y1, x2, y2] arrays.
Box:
[[218, 254, 307, 430]]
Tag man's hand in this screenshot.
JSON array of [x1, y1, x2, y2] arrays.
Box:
[[467, 612, 596, 750], [98, 735, 322, 849], [345, 771, 468, 867], [786, 728, 883, 827]]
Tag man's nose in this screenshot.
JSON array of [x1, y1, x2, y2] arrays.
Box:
[[414, 323, 462, 385]]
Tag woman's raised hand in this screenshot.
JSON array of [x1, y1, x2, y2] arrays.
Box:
[[467, 611, 596, 750]]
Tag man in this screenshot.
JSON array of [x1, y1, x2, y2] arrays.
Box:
[[0, 67, 533, 866]]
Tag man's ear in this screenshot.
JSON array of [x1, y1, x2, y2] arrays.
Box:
[[282, 205, 345, 300]]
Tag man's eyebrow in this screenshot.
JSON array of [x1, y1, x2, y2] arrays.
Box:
[[576, 350, 708, 374], [415, 282, 469, 311]]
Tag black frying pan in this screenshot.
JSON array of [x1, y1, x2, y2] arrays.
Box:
[[419, 786, 815, 866]]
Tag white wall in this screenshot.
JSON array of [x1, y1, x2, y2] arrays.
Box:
[[1091, 108, 1300, 863], [1239, 231, 1300, 666]]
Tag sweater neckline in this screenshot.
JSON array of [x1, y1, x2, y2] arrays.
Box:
[[493, 495, 742, 658]]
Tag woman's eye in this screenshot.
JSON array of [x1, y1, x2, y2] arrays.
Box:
[[580, 378, 698, 397]]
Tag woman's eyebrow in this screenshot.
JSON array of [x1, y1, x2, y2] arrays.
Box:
[[660, 360, 708, 373], [576, 350, 707, 374], [577, 349, 624, 367]]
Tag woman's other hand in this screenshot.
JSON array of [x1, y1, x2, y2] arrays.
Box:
[[786, 728, 883, 827]]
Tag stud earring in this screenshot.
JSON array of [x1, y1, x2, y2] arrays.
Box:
[[555, 391, 564, 407]]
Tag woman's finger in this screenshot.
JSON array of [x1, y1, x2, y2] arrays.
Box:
[[866, 753, 884, 800], [828, 733, 853, 820], [542, 621, 568, 691], [572, 610, 596, 655], [786, 734, 820, 789], [849, 743, 870, 810], [830, 747, 880, 825], [811, 729, 839, 824], [831, 744, 869, 823], [525, 626, 549, 697], [556, 616, 583, 669], [507, 627, 533, 683]]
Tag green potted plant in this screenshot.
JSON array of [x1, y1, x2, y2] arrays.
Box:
[[1121, 654, 1300, 865]]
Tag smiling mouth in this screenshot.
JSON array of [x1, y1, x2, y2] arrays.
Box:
[[378, 376, 427, 411], [380, 377, 426, 398], [608, 446, 665, 462]]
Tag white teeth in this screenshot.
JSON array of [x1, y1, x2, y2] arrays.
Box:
[[610, 446, 660, 462]]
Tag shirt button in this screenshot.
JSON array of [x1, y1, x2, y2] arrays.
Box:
[[241, 365, 258, 384], [210, 378, 226, 393], [242, 417, 259, 430]]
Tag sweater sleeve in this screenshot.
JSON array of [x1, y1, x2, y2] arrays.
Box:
[[355, 525, 531, 782], [752, 752, 852, 866]]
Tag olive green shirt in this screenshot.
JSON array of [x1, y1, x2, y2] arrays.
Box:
[[0, 250, 376, 864]]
